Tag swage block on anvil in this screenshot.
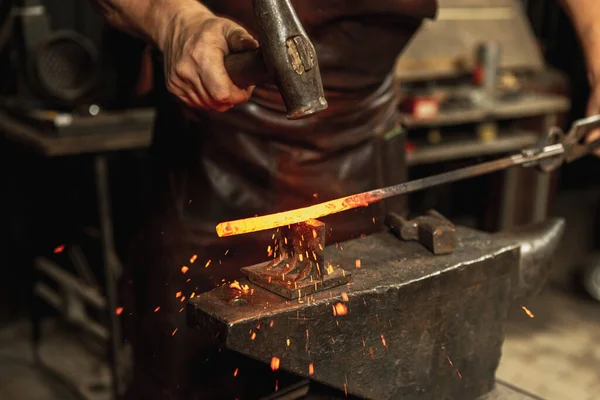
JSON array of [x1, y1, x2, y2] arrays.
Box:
[[240, 219, 351, 299], [188, 219, 564, 400]]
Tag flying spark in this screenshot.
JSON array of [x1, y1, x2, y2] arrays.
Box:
[[522, 306, 535, 318]]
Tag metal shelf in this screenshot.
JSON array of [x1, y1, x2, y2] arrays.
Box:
[[406, 130, 538, 166], [400, 93, 569, 129]]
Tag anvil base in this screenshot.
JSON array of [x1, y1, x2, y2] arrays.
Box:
[[188, 222, 563, 400]]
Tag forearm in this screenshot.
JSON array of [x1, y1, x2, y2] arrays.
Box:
[[94, 0, 213, 49], [559, 0, 600, 82]]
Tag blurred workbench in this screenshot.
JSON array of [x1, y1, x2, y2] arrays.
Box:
[[395, 0, 572, 230], [0, 109, 152, 156], [0, 108, 153, 399]]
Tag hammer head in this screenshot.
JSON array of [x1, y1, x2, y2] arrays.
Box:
[[253, 0, 328, 119]]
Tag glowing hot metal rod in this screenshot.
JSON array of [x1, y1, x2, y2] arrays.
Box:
[[216, 115, 600, 238]]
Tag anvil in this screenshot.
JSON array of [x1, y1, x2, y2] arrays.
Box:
[[188, 218, 564, 399]]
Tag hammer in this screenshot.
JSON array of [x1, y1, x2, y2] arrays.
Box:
[[224, 0, 328, 120]]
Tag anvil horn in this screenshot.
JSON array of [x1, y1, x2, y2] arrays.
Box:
[[496, 218, 566, 302]]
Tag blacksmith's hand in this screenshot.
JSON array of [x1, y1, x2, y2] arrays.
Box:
[[159, 6, 258, 111]]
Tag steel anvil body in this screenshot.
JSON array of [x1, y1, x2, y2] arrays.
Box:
[[188, 220, 564, 399]]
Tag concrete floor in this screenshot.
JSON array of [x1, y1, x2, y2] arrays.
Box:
[[497, 287, 600, 400], [0, 320, 111, 400]]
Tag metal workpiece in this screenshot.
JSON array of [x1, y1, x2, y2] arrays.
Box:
[[241, 219, 352, 300], [496, 218, 566, 302], [387, 210, 457, 255], [191, 225, 554, 400]]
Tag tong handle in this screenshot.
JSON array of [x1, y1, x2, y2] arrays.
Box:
[[565, 114, 600, 162]]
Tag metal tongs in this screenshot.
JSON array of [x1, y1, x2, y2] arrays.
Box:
[[523, 114, 600, 173], [217, 115, 600, 237]]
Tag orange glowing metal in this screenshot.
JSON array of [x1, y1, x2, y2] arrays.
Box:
[[216, 192, 380, 237], [270, 357, 280, 371]]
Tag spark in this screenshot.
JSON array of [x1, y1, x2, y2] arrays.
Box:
[[175, 292, 182, 298], [180, 296, 186, 302], [355, 259, 361, 269], [205, 260, 212, 268], [115, 307, 124, 316], [326, 264, 334, 274], [179, 307, 184, 313], [190, 254, 198, 263], [341, 292, 349, 302], [270, 320, 274, 327], [441, 344, 463, 379], [270, 357, 280, 371], [334, 302, 348, 316], [361, 337, 365, 346], [190, 292, 196, 298], [308, 363, 314, 375], [286, 338, 290, 346], [372, 217, 376, 224], [181, 266, 189, 274], [233, 368, 239, 377], [53, 245, 65, 254], [522, 306, 535, 318], [172, 328, 178, 336], [381, 334, 388, 350], [154, 306, 160, 312], [225, 249, 229, 255], [275, 380, 278, 392], [186, 278, 191, 283], [312, 229, 317, 239], [251, 332, 257, 340]]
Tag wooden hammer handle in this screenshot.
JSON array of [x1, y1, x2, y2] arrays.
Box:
[[224, 49, 270, 88]]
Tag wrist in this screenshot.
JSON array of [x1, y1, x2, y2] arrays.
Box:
[[148, 0, 214, 51]]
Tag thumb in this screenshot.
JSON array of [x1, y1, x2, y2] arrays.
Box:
[[585, 88, 600, 156], [227, 28, 259, 53]]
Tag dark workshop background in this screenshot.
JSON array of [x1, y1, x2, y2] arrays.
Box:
[[0, 1, 599, 399], [0, 0, 597, 324]]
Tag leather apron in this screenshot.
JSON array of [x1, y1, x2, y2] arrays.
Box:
[[124, 1, 437, 398]]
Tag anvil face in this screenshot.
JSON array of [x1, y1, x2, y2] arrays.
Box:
[[188, 228, 521, 400]]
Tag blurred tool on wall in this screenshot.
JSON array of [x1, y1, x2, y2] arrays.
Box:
[[0, 0, 154, 135]]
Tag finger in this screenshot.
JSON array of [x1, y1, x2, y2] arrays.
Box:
[[168, 74, 208, 109], [227, 28, 259, 53], [199, 47, 254, 105], [585, 91, 600, 156]]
